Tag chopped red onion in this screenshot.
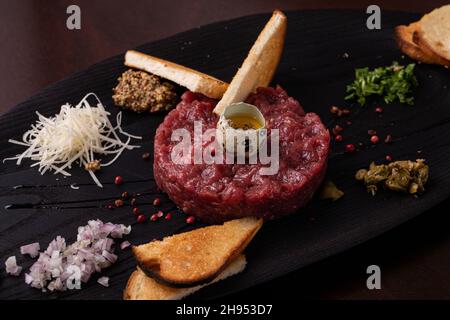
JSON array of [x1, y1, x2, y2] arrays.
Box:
[[24, 219, 131, 292], [20, 242, 40, 258], [97, 276, 109, 287], [5, 256, 22, 276], [102, 250, 117, 264], [25, 273, 33, 284], [120, 241, 131, 250]]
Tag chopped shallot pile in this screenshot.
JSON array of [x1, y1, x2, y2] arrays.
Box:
[[18, 220, 131, 292]]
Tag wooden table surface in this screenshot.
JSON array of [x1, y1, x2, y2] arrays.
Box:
[[1, 0, 449, 300]]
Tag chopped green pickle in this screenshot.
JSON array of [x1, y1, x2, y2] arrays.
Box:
[[355, 159, 429, 196]]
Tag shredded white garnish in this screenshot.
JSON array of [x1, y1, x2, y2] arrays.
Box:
[[4, 93, 141, 187]]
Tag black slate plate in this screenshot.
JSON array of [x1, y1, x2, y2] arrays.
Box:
[[0, 10, 449, 300]]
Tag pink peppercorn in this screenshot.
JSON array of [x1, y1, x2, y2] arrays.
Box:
[[114, 176, 123, 185], [345, 144, 356, 153], [186, 216, 196, 224], [370, 135, 379, 144]]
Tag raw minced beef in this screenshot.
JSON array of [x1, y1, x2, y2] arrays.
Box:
[[153, 86, 330, 223]]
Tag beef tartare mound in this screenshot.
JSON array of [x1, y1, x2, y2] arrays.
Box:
[[154, 86, 330, 223]]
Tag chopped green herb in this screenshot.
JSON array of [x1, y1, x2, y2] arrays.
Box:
[[345, 62, 418, 106]]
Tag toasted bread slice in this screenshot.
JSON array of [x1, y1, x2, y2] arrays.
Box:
[[132, 217, 262, 287], [124, 254, 246, 300], [125, 50, 229, 99], [415, 31, 450, 67], [213, 10, 287, 115], [395, 23, 439, 65], [416, 5, 450, 63]]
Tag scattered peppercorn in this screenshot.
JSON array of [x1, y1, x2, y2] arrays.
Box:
[[121, 191, 129, 199], [130, 198, 137, 206], [330, 105, 351, 117], [157, 210, 164, 218], [186, 216, 196, 224], [142, 152, 151, 160], [342, 109, 351, 115], [345, 144, 356, 153], [332, 125, 344, 135], [370, 135, 380, 144], [150, 214, 159, 222], [375, 106, 383, 113], [346, 121, 352, 126], [165, 213, 172, 220], [368, 129, 377, 136], [114, 199, 124, 207], [330, 106, 340, 114], [153, 198, 161, 206], [114, 176, 123, 186], [133, 207, 140, 216], [137, 214, 146, 223], [335, 135, 343, 142], [106, 204, 115, 210], [384, 134, 392, 143], [386, 155, 393, 162]]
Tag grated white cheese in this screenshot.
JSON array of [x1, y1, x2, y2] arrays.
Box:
[[4, 93, 141, 187]]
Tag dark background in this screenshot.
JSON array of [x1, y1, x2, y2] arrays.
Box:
[[0, 0, 449, 299]]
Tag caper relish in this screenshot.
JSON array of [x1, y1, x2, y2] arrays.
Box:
[[355, 159, 429, 195]]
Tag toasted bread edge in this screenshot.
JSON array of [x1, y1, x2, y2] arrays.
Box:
[[213, 10, 287, 115], [395, 20, 450, 68], [124, 255, 247, 300], [125, 50, 229, 99], [135, 218, 262, 287], [415, 29, 450, 67], [417, 5, 450, 62]]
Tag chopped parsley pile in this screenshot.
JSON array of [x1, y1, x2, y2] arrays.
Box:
[[345, 62, 418, 106]]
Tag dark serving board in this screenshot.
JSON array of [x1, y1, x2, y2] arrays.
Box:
[[0, 10, 449, 300]]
